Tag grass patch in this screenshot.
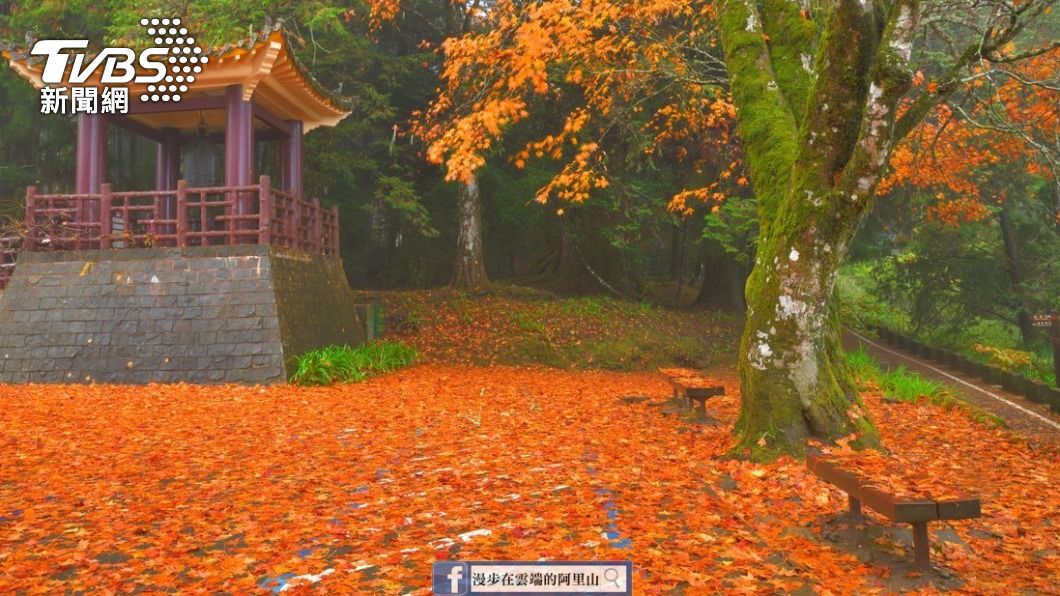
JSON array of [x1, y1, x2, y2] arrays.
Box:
[[846, 347, 1005, 428], [291, 341, 418, 386], [881, 366, 943, 402], [556, 296, 610, 318], [511, 309, 547, 333], [845, 345, 879, 381]]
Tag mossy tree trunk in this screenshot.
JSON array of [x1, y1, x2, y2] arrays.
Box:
[[452, 175, 488, 288], [719, 0, 923, 457]]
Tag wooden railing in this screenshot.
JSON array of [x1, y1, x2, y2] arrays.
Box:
[[0, 234, 16, 290], [22, 175, 339, 256]]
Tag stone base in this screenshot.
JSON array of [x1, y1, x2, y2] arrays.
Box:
[[0, 245, 366, 384]]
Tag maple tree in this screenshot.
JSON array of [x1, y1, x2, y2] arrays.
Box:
[[403, 0, 1057, 457], [876, 46, 1058, 344], [417, 0, 738, 207], [880, 47, 1059, 226], [400, 0, 744, 290]]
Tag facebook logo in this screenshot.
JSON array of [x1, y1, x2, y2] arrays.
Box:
[[432, 561, 469, 595]]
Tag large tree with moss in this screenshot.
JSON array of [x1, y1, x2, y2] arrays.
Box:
[[718, 0, 1055, 455]]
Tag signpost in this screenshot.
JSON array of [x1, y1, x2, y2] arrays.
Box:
[[1032, 313, 1059, 385]]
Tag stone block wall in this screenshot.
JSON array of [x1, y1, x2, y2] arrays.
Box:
[[0, 245, 365, 384]]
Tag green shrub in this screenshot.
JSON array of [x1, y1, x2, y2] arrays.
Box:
[[966, 343, 1056, 387], [1028, 352, 1057, 388], [291, 341, 418, 386], [840, 263, 1056, 389], [836, 262, 912, 333]]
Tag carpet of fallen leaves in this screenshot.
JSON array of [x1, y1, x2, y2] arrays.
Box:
[[1, 366, 1059, 594]]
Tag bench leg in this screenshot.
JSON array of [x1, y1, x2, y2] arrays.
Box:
[[848, 495, 861, 517], [911, 521, 931, 570]]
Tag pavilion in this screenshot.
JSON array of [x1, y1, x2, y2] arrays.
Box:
[[1, 23, 349, 258], [0, 24, 371, 384]]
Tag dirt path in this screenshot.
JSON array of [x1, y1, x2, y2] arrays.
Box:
[[844, 328, 1060, 450]]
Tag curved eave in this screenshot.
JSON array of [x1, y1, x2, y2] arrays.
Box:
[[2, 29, 350, 132]]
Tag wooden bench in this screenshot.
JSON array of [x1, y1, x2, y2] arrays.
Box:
[[658, 368, 725, 419], [806, 453, 981, 569]]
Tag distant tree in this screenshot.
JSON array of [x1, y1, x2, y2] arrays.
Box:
[[876, 47, 1059, 347], [0, 1, 108, 202], [367, 0, 493, 287]]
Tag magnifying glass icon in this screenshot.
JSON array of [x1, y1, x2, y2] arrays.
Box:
[[603, 567, 622, 589]]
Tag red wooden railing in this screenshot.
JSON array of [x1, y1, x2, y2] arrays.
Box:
[[0, 175, 339, 290], [0, 234, 16, 290], [23, 175, 339, 255]]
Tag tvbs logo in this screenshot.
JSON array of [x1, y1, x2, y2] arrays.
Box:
[[33, 38, 170, 85], [32, 17, 206, 113]]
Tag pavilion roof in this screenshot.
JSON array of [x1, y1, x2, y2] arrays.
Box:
[[2, 23, 351, 132]]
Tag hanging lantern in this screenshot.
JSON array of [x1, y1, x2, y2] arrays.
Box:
[[183, 111, 221, 187]]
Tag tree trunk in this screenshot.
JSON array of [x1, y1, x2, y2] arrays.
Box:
[[524, 218, 583, 285], [523, 211, 640, 296], [736, 209, 877, 457], [694, 241, 747, 311], [997, 199, 1036, 346], [720, 0, 920, 457], [670, 222, 686, 281], [451, 175, 488, 288]]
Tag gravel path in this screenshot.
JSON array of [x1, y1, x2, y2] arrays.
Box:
[[843, 329, 1060, 450]]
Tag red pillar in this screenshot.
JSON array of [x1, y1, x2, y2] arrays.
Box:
[[225, 85, 255, 242], [155, 127, 180, 244], [75, 113, 107, 242], [76, 113, 108, 193], [282, 120, 304, 196], [155, 128, 180, 191]]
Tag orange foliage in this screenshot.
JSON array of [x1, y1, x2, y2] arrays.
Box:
[[657, 367, 701, 377], [365, 0, 401, 30], [1, 368, 1058, 592], [881, 49, 1058, 226], [408, 0, 738, 211]]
